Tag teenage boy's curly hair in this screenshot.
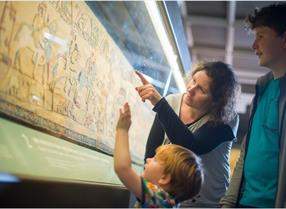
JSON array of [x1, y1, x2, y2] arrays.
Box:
[[245, 3, 286, 35]]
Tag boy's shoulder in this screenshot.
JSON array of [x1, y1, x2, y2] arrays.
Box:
[[134, 178, 178, 208]]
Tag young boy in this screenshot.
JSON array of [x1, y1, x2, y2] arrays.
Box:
[[114, 102, 203, 208]]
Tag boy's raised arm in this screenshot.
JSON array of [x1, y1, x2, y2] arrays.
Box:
[[114, 103, 142, 200]]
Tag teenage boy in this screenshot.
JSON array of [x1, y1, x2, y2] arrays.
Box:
[[220, 3, 286, 208]]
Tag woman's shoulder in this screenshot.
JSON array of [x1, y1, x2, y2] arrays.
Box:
[[203, 114, 239, 138], [199, 121, 234, 140], [165, 93, 182, 101], [165, 93, 183, 107], [203, 120, 232, 130]]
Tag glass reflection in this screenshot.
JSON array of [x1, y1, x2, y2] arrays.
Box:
[[86, 1, 179, 95]]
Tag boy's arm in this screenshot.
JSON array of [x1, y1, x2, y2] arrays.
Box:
[[114, 103, 142, 200]]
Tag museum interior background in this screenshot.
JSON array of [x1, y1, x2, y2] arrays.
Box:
[[0, 1, 274, 207]]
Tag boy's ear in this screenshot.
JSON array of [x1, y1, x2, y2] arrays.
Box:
[[158, 174, 171, 185]]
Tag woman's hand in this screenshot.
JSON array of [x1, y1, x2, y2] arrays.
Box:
[[135, 70, 162, 106], [116, 102, 131, 131]]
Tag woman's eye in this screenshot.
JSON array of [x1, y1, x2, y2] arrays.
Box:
[[190, 80, 196, 87], [199, 87, 207, 94]]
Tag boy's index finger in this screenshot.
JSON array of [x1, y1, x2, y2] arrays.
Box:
[[124, 102, 130, 113], [135, 70, 149, 85], [124, 102, 129, 110]]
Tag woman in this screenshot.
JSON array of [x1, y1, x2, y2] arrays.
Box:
[[135, 61, 240, 207]]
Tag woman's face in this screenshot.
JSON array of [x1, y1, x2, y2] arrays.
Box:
[[183, 70, 214, 112]]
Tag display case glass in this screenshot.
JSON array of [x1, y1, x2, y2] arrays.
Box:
[[0, 1, 188, 182], [87, 1, 182, 94]]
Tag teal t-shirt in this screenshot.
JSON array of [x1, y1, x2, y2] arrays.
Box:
[[240, 79, 280, 208]]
